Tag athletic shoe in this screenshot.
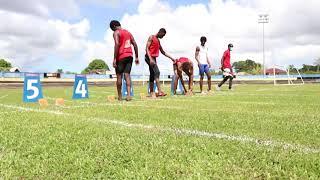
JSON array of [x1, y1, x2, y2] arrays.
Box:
[[216, 85, 221, 91]]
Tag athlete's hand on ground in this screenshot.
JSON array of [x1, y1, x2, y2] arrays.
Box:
[[135, 58, 140, 65], [113, 60, 117, 68]]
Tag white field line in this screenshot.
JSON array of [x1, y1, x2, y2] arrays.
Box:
[[0, 104, 65, 115], [1, 103, 319, 154], [0, 110, 19, 115], [0, 95, 8, 99]]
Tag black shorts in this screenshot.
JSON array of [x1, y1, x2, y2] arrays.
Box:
[[116, 56, 133, 74], [145, 55, 160, 81]]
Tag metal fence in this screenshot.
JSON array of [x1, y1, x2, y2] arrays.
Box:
[[1, 72, 320, 80]]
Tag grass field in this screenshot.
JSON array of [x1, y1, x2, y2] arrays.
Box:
[[0, 83, 319, 179]]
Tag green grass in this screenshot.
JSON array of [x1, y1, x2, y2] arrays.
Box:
[[0, 84, 320, 179]]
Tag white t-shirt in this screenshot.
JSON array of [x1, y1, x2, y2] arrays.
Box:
[[197, 45, 208, 65]]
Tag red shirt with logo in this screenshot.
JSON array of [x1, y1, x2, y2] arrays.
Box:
[[148, 35, 160, 58], [117, 29, 133, 61], [222, 49, 231, 69]]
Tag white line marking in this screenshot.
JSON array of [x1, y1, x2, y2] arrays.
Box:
[[0, 95, 8, 99], [1, 103, 319, 154], [0, 110, 19, 115], [0, 104, 65, 115]]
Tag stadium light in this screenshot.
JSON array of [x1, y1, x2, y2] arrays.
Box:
[[258, 14, 269, 77]]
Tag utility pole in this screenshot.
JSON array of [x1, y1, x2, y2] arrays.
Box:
[[258, 14, 269, 77]]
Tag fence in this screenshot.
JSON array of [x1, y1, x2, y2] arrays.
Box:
[[1, 72, 320, 81]]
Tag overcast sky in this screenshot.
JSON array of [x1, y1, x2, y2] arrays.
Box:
[[0, 0, 319, 74]]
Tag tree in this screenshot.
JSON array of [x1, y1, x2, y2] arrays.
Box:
[[233, 59, 262, 75], [82, 59, 110, 74], [288, 65, 296, 74], [57, 69, 64, 73], [0, 59, 12, 72], [314, 58, 320, 72]]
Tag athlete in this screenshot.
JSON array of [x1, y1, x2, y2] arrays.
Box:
[[145, 28, 175, 98], [110, 20, 139, 101], [217, 44, 235, 91], [173, 57, 194, 95], [195, 36, 212, 94]]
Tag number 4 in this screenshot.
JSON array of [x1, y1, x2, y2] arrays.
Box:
[[76, 80, 87, 97]]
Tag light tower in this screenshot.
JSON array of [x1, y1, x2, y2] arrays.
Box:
[[258, 14, 269, 76]]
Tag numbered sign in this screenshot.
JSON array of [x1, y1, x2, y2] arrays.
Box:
[[73, 75, 89, 99], [23, 73, 43, 102], [122, 76, 134, 97], [147, 81, 158, 94], [171, 75, 184, 95]]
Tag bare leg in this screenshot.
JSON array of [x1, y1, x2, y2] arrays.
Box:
[[124, 73, 132, 101], [200, 75, 204, 92], [155, 78, 162, 93], [173, 68, 179, 95], [206, 71, 212, 91], [116, 73, 122, 101]]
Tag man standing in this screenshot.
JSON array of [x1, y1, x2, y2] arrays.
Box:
[[145, 28, 175, 98], [110, 20, 139, 101], [195, 36, 212, 94], [217, 44, 234, 91], [173, 57, 194, 95]]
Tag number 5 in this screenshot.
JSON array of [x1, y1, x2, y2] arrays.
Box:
[[27, 79, 39, 99]]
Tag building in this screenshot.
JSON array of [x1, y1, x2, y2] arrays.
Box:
[[265, 68, 287, 75]]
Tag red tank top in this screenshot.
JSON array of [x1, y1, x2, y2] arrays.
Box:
[[117, 29, 133, 61], [177, 57, 189, 64], [148, 35, 160, 58]]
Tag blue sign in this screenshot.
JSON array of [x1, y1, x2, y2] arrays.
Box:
[[122, 76, 134, 97], [23, 73, 43, 102], [171, 75, 184, 95], [148, 81, 158, 94], [73, 75, 89, 99]]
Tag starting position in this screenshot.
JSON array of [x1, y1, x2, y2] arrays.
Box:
[[173, 57, 194, 95]]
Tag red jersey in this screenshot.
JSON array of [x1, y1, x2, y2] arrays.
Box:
[[177, 57, 190, 64], [148, 35, 160, 57], [222, 49, 231, 68], [117, 29, 133, 61]]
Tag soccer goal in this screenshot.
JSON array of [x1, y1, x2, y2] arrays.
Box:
[[272, 65, 304, 86]]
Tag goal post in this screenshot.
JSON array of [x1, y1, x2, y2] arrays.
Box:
[[272, 65, 304, 86]]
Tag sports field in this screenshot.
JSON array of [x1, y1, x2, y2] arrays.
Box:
[[0, 84, 319, 178]]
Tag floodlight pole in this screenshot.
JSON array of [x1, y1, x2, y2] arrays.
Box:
[[258, 14, 269, 77]]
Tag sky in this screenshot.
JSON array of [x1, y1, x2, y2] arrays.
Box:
[[0, 0, 319, 74]]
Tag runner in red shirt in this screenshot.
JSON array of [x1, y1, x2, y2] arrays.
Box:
[[217, 44, 234, 91], [145, 28, 175, 98], [173, 57, 194, 95], [110, 20, 139, 101]]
